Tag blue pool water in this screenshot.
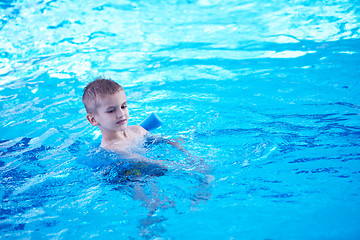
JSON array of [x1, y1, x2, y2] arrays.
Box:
[[1, 0, 360, 239]]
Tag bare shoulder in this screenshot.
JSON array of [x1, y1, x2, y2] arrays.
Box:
[[128, 125, 148, 137]]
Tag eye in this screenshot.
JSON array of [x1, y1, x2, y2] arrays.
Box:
[[106, 109, 115, 113], [121, 105, 127, 109]]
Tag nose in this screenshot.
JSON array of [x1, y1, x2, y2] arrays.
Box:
[[116, 108, 124, 118]]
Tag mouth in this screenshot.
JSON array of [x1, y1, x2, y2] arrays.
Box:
[[116, 119, 127, 125]]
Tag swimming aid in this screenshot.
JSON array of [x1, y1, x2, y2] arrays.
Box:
[[140, 112, 162, 131]]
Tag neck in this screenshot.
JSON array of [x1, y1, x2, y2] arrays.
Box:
[[101, 129, 129, 145]]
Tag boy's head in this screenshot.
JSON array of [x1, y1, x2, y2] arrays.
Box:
[[82, 77, 124, 114]]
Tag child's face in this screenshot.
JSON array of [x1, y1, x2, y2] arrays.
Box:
[[91, 91, 129, 132]]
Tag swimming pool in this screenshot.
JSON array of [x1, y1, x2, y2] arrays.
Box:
[[1, 0, 360, 239]]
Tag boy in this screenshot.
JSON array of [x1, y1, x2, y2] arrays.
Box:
[[82, 77, 213, 218], [82, 76, 187, 155], [82, 77, 148, 154]]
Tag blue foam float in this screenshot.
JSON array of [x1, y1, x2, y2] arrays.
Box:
[[140, 112, 162, 131]]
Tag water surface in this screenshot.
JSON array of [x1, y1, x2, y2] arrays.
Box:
[[1, 0, 360, 239]]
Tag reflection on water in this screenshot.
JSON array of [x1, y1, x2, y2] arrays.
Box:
[[0, 0, 359, 85]]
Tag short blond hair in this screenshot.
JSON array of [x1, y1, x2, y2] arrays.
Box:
[[82, 77, 124, 114]]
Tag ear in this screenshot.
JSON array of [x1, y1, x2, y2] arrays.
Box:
[[86, 113, 99, 126]]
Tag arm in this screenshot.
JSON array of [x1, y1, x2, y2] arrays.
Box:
[[164, 137, 189, 156]]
